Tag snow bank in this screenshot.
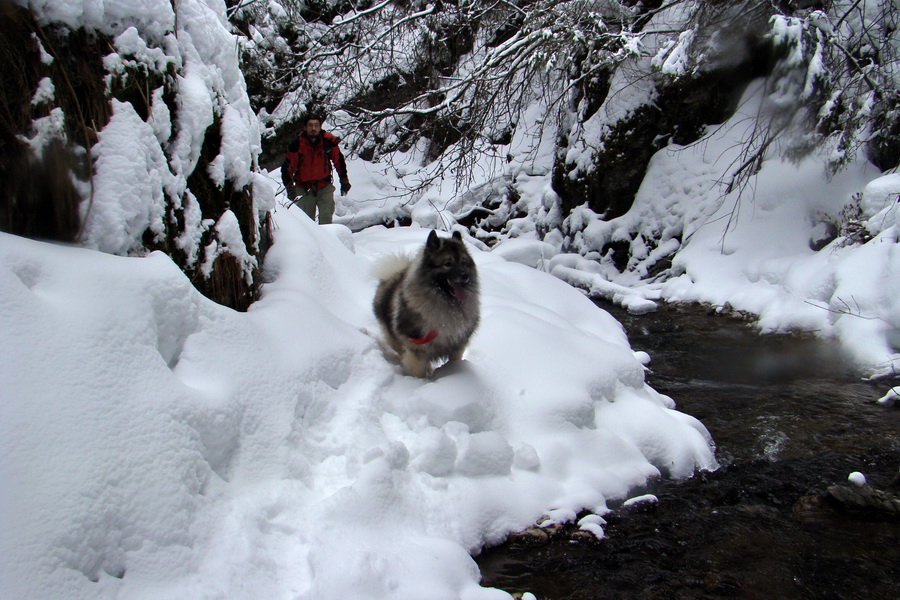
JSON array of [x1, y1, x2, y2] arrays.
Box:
[[0, 212, 715, 599], [560, 79, 898, 378], [649, 116, 899, 377]]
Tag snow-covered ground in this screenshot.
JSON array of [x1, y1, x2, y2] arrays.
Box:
[[4, 1, 899, 598], [1, 214, 716, 599]]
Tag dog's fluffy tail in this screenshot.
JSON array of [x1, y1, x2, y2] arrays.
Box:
[[372, 253, 413, 281]]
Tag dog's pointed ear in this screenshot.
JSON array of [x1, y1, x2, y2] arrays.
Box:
[[426, 230, 441, 250], [452, 230, 462, 241]]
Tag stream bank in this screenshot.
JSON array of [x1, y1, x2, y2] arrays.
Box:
[[477, 302, 900, 599]]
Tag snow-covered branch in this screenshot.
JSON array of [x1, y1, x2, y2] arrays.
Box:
[[244, 0, 650, 191]]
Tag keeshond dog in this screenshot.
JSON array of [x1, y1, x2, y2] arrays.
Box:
[[373, 230, 480, 378]]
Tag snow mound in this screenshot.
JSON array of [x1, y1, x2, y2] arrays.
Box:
[[1, 212, 716, 599]]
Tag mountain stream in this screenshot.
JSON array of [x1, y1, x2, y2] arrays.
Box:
[[477, 302, 900, 599]]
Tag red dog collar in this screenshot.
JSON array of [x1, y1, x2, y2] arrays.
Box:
[[409, 330, 438, 344]]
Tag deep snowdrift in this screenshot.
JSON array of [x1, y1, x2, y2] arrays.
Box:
[[0, 214, 715, 599]]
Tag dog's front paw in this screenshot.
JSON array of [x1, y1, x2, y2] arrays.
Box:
[[401, 352, 433, 378]]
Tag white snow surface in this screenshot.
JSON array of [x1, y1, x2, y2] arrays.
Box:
[[4, 0, 900, 596], [0, 217, 716, 599]]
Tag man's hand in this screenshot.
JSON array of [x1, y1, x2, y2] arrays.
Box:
[[286, 185, 297, 200], [340, 180, 351, 196]]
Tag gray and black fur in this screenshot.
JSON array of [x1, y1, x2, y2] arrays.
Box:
[[373, 230, 480, 377]]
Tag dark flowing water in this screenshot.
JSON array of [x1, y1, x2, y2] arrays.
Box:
[[477, 302, 900, 599]]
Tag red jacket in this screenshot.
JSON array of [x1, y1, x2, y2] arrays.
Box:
[[282, 131, 348, 190]]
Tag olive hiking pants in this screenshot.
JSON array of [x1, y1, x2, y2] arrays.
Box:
[[294, 183, 335, 224]]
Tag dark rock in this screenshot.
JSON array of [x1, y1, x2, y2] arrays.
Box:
[[827, 484, 900, 517]]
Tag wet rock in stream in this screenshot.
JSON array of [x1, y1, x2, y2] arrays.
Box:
[[477, 302, 900, 599]]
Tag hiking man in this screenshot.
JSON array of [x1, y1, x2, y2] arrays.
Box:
[[281, 114, 350, 224]]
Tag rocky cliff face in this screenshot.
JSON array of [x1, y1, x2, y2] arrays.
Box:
[[552, 0, 779, 221], [0, 1, 272, 311]]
